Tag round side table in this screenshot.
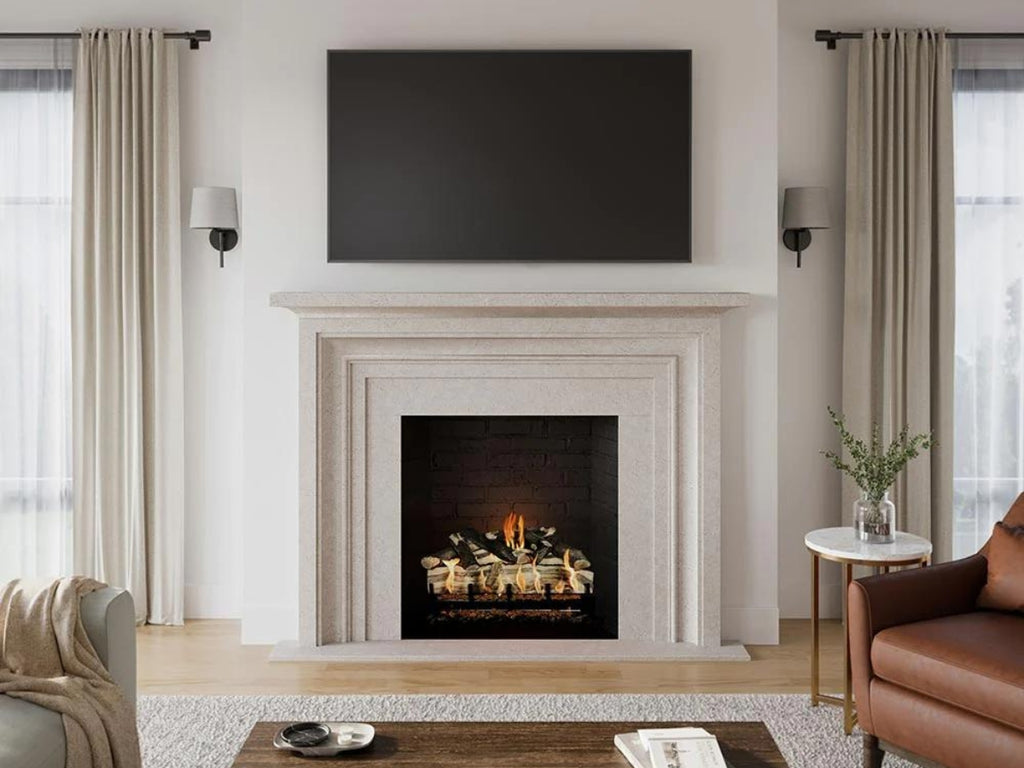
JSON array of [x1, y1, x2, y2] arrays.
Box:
[[804, 527, 932, 735]]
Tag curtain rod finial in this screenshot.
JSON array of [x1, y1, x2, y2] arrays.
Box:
[[189, 29, 211, 49], [814, 29, 839, 50]]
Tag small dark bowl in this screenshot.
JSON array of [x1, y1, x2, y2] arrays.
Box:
[[280, 722, 331, 748]]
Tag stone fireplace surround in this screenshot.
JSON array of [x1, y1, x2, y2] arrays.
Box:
[[271, 292, 749, 661]]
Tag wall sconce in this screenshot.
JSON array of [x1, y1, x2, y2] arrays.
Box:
[[781, 186, 830, 268], [189, 186, 238, 268]]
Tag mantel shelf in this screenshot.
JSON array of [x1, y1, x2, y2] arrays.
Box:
[[270, 291, 750, 317]]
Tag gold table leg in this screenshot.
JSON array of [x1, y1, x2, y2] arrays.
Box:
[[807, 549, 931, 735], [810, 552, 819, 707], [842, 561, 855, 735]]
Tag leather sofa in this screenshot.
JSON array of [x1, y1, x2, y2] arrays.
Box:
[[849, 501, 1024, 768], [0, 587, 136, 768]]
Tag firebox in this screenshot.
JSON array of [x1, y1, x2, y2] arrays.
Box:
[[401, 416, 618, 639]]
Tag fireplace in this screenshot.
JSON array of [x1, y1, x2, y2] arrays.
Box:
[[401, 416, 618, 639], [271, 292, 750, 661]]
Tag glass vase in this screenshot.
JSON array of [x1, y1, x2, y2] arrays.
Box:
[[853, 491, 896, 544]]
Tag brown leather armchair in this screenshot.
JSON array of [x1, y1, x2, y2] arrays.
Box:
[[848, 499, 1024, 768]]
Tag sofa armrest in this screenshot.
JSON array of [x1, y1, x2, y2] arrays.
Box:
[[848, 554, 988, 734], [80, 587, 137, 708], [851, 554, 988, 632]]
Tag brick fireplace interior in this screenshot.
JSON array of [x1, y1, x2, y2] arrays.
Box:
[[401, 416, 618, 639]]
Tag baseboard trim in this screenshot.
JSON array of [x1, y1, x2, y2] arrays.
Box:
[[184, 584, 240, 619], [779, 580, 843, 621], [241, 602, 298, 645], [722, 605, 779, 645]]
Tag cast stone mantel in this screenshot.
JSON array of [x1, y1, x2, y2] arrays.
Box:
[[271, 291, 750, 661], [270, 291, 750, 315]]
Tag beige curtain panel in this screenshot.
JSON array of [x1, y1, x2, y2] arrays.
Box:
[[842, 29, 955, 561], [71, 29, 185, 624]]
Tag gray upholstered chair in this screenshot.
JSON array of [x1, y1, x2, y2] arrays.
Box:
[[0, 587, 136, 768]]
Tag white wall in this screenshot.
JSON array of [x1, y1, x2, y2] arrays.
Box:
[[1, 0, 245, 619], [238, 0, 780, 644], [3, 0, 780, 643], [777, 0, 1024, 619], [15, 0, 1024, 641]]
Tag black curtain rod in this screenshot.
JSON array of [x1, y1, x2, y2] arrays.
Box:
[[816, 29, 1024, 50], [0, 30, 211, 50]]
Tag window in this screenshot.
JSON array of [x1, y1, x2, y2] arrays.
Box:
[[0, 46, 73, 580], [953, 62, 1024, 557]]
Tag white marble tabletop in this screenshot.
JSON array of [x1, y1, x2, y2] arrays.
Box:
[[804, 527, 932, 564]]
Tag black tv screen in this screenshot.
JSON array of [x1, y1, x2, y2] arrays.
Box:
[[327, 50, 692, 262]]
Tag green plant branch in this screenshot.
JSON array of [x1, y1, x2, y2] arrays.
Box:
[[822, 407, 934, 504]]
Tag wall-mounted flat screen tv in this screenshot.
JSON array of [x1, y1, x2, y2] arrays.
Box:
[[327, 50, 692, 262]]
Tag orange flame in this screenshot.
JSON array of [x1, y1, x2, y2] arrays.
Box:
[[515, 563, 526, 592], [502, 511, 526, 550], [532, 557, 543, 593], [563, 548, 582, 593], [502, 512, 515, 547], [442, 558, 459, 594]]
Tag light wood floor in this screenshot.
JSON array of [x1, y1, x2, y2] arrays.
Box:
[[137, 619, 842, 695]]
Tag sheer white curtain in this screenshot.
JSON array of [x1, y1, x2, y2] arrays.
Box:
[[953, 41, 1024, 557], [0, 41, 74, 581]]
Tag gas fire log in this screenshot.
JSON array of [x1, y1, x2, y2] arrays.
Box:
[[422, 543, 590, 576], [420, 546, 457, 570], [461, 527, 515, 563], [426, 565, 480, 594], [484, 562, 503, 591], [448, 532, 481, 570], [425, 560, 594, 596], [472, 549, 506, 567], [423, 517, 593, 597], [523, 527, 557, 547], [530, 529, 561, 563], [532, 559, 594, 588], [550, 541, 590, 570], [517, 539, 567, 565]]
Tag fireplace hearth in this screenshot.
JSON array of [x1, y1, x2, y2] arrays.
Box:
[[402, 415, 618, 639]]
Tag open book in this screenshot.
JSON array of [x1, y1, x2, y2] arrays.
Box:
[[614, 728, 730, 768]]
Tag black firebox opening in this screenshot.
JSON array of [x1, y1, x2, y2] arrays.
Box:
[[401, 416, 618, 640]]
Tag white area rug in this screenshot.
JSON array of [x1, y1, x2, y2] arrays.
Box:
[[138, 693, 914, 768]]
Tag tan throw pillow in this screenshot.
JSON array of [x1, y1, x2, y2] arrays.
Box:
[[978, 522, 1024, 613]]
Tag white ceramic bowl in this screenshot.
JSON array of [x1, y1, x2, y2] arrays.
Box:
[[273, 722, 375, 757]]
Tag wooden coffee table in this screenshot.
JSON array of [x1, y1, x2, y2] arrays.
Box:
[[232, 721, 787, 767]]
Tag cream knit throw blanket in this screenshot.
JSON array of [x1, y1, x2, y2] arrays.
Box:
[[0, 577, 141, 768]]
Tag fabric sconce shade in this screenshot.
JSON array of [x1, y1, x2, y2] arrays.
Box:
[[782, 186, 831, 229], [189, 186, 238, 267], [781, 186, 830, 268], [189, 186, 237, 229]]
